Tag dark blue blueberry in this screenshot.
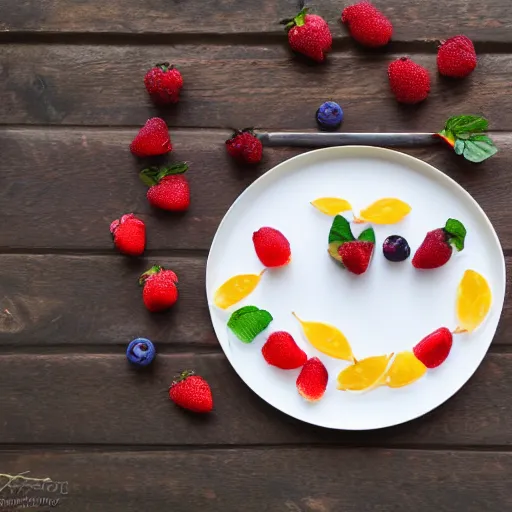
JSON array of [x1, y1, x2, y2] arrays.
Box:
[[316, 101, 344, 131], [126, 338, 156, 366], [383, 235, 410, 262]]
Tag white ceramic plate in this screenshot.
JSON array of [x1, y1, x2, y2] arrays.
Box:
[[206, 146, 506, 430]]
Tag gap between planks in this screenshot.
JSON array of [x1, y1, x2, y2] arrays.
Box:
[[0, 32, 511, 54]]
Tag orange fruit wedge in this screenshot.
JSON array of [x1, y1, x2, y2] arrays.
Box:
[[311, 197, 353, 216], [293, 313, 354, 361], [456, 270, 492, 332], [337, 354, 393, 391], [382, 351, 427, 388], [355, 198, 411, 224], [214, 270, 265, 309]]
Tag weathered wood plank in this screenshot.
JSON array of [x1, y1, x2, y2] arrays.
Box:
[[1, 129, 511, 252], [1, 449, 511, 512], [0, 0, 510, 43], [0, 253, 510, 347], [1, 45, 511, 130], [0, 255, 214, 346], [0, 352, 511, 446]]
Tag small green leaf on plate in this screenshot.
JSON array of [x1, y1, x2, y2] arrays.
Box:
[[357, 227, 376, 244], [227, 306, 273, 343], [445, 218, 467, 251], [328, 215, 355, 244]]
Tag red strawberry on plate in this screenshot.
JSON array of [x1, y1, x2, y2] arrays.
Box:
[[130, 117, 172, 157], [139, 265, 179, 312], [262, 331, 307, 369], [296, 357, 328, 401], [338, 241, 374, 275], [144, 62, 184, 104], [412, 218, 466, 269], [341, 1, 393, 47], [110, 213, 145, 256], [437, 35, 477, 78], [140, 163, 190, 211], [413, 327, 453, 368], [253, 227, 291, 268], [388, 57, 430, 104], [169, 370, 213, 413], [281, 7, 332, 63], [225, 129, 263, 164]]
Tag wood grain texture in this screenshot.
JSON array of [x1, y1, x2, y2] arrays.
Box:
[[1, 449, 512, 512], [0, 255, 214, 347], [1, 352, 512, 446], [1, 129, 511, 252], [0, 0, 511, 43], [1, 45, 511, 130]]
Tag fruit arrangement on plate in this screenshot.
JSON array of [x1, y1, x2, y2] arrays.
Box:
[[212, 196, 493, 402]]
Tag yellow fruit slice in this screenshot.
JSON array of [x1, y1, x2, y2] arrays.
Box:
[[337, 354, 393, 391], [456, 270, 492, 332], [357, 198, 411, 224], [311, 197, 353, 216], [214, 270, 265, 309], [292, 312, 353, 361], [382, 351, 427, 388]]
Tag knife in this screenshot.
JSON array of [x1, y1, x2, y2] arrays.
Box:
[[257, 132, 439, 148]]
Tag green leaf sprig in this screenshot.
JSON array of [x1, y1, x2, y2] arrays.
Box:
[[437, 115, 498, 163], [227, 306, 273, 343]]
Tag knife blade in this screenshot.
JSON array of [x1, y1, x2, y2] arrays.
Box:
[[257, 132, 439, 148]]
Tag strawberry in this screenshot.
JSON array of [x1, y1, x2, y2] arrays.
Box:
[[412, 218, 466, 269], [139, 265, 179, 312], [338, 241, 374, 275], [144, 62, 184, 104], [281, 8, 332, 63], [139, 163, 190, 211], [437, 35, 477, 78], [341, 1, 393, 48], [413, 327, 453, 368], [296, 357, 328, 401], [130, 117, 172, 157], [388, 57, 430, 104], [225, 129, 263, 164], [169, 370, 213, 413], [262, 331, 307, 369], [110, 213, 145, 256], [252, 227, 291, 268]]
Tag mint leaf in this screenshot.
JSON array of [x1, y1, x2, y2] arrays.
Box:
[[444, 218, 467, 252], [462, 135, 498, 163], [328, 215, 355, 244], [357, 227, 375, 244], [227, 306, 273, 343], [445, 115, 488, 136], [454, 139, 465, 155]]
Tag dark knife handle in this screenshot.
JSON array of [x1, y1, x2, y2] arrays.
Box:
[[258, 132, 439, 148]]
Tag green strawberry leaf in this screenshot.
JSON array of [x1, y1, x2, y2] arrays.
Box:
[[357, 227, 375, 244], [328, 215, 355, 244], [445, 115, 488, 136], [227, 306, 273, 343], [444, 218, 467, 252], [462, 135, 498, 163]]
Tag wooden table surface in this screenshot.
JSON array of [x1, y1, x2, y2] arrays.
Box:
[[0, 1, 511, 510]]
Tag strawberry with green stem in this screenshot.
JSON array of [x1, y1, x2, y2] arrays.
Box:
[[140, 163, 190, 211]]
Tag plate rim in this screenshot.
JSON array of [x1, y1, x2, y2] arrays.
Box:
[[205, 145, 506, 430]]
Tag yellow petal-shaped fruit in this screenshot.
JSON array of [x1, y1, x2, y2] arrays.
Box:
[[456, 270, 492, 332], [293, 313, 353, 361], [337, 354, 393, 391], [214, 271, 265, 310], [359, 198, 411, 224], [311, 197, 353, 216], [383, 351, 427, 388]]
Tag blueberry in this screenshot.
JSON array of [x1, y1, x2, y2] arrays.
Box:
[[383, 235, 410, 262], [316, 101, 344, 131], [126, 338, 156, 366]]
